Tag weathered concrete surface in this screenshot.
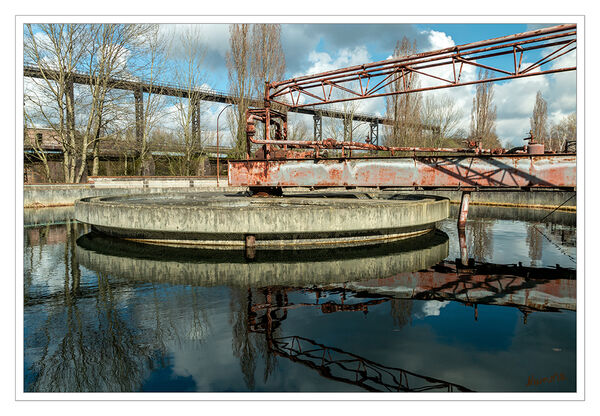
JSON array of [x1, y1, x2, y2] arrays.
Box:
[[416, 189, 576, 210], [75, 192, 450, 248], [24, 183, 245, 208], [88, 176, 224, 188], [24, 206, 75, 226], [285, 188, 576, 210], [76, 230, 449, 287], [451, 204, 576, 226]]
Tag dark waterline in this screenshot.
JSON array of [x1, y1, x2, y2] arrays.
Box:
[[23, 205, 576, 393]]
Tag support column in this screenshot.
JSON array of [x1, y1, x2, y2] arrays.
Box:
[[458, 227, 468, 267], [369, 122, 379, 146], [245, 234, 256, 260], [313, 113, 322, 141], [134, 88, 144, 154], [343, 117, 352, 142], [191, 97, 201, 146], [457, 191, 471, 229]]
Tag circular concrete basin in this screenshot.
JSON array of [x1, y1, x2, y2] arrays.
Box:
[[76, 230, 449, 287], [74, 192, 449, 249]]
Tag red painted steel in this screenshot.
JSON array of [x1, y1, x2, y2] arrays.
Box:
[[457, 192, 471, 229], [228, 155, 576, 188]]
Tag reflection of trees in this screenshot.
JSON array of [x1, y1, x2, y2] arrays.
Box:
[[468, 220, 494, 262], [545, 222, 576, 248], [526, 224, 543, 266], [26, 221, 156, 391], [229, 287, 257, 390], [390, 299, 412, 329], [25, 222, 211, 392], [229, 287, 284, 390], [29, 272, 154, 392]]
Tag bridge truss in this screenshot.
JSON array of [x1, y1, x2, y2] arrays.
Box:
[[230, 24, 577, 197]]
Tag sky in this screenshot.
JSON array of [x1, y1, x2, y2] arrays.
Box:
[[159, 22, 576, 148], [24, 22, 577, 149]]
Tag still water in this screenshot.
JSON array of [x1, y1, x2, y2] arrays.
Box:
[[23, 205, 576, 393]]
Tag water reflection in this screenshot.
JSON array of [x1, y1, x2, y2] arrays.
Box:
[[23, 207, 576, 393], [75, 230, 449, 288]]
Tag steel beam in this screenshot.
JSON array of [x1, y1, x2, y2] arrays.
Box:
[[228, 155, 576, 188], [23, 65, 397, 127], [369, 122, 379, 146], [313, 113, 322, 141]]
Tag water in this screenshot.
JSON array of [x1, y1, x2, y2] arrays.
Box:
[[23, 205, 576, 393]]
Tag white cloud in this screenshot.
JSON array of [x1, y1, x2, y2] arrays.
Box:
[[424, 29, 455, 50], [417, 300, 449, 318], [301, 45, 371, 77]]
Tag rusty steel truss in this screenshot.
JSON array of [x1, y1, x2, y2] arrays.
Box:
[[267, 24, 576, 109], [230, 24, 577, 190]]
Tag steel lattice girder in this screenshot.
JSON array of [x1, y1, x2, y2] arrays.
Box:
[[268, 24, 576, 109], [228, 155, 576, 188]]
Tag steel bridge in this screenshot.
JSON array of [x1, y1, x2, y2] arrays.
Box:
[[23, 65, 412, 147]]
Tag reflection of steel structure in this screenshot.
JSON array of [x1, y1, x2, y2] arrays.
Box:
[[247, 290, 472, 392], [247, 253, 575, 392], [231, 24, 577, 196], [270, 335, 471, 392], [379, 260, 576, 312]]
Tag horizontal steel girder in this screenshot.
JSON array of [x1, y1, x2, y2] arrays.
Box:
[[228, 155, 576, 188]]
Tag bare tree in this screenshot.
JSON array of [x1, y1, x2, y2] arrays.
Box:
[[250, 24, 286, 100], [421, 94, 463, 147], [130, 25, 169, 176], [226, 24, 253, 158], [24, 24, 156, 183], [530, 90, 548, 147], [549, 112, 576, 152], [469, 69, 500, 148], [385, 37, 422, 147], [322, 91, 361, 145], [227, 24, 286, 158], [169, 26, 209, 176], [24, 24, 89, 183], [286, 118, 309, 142]]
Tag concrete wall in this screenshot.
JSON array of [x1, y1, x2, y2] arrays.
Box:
[[24, 180, 245, 208], [25, 177, 576, 211], [285, 188, 576, 210], [411, 189, 577, 209]]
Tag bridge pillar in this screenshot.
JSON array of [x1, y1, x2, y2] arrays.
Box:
[[191, 97, 201, 145], [134, 88, 144, 153], [369, 122, 379, 146], [343, 117, 353, 142], [313, 113, 322, 141]]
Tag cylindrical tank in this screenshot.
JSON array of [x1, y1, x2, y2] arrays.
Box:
[[528, 143, 545, 154]]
